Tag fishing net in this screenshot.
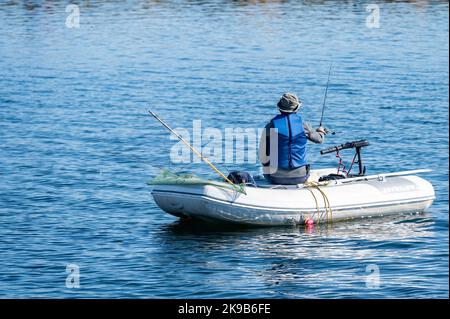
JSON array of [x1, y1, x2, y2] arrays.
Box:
[[148, 169, 229, 188], [149, 169, 249, 194]]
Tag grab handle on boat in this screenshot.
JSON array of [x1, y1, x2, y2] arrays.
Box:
[[341, 169, 432, 183]]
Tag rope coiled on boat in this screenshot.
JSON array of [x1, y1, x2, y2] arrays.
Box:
[[303, 181, 333, 224]]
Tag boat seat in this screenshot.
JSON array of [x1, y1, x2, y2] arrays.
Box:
[[253, 179, 303, 189], [250, 168, 339, 189]]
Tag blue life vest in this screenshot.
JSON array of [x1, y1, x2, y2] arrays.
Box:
[[270, 113, 308, 169]]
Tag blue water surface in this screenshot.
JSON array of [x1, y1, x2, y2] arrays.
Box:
[[0, 0, 448, 298]]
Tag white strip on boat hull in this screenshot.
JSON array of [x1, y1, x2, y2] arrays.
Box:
[[151, 174, 435, 226]]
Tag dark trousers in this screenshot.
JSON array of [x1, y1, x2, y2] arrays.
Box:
[[264, 165, 310, 185]]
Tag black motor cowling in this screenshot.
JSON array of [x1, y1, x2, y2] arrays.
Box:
[[318, 173, 346, 182], [227, 171, 254, 185]]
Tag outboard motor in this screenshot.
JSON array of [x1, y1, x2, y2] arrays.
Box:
[[319, 173, 346, 182], [227, 171, 256, 186]]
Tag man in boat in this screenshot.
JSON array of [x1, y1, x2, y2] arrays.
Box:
[[259, 93, 327, 185]]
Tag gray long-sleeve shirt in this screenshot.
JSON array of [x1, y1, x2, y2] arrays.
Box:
[[258, 118, 325, 177]]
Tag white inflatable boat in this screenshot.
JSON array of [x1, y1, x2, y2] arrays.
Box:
[[150, 140, 435, 226], [151, 168, 435, 226]]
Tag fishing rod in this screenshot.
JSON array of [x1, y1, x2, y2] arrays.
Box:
[[148, 110, 246, 195], [319, 63, 336, 135]]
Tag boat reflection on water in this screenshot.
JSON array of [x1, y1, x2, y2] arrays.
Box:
[[162, 212, 434, 240]]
